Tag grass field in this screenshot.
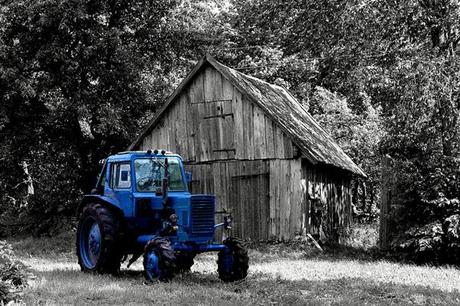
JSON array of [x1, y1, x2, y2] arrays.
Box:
[[8, 232, 460, 305]]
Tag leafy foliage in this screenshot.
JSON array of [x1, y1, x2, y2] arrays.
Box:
[[226, 0, 460, 260], [0, 0, 224, 235], [395, 204, 460, 264], [0, 241, 28, 304]]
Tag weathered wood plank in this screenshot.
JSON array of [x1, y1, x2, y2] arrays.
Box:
[[222, 79, 235, 160], [253, 105, 265, 159], [156, 120, 163, 150], [233, 89, 244, 159], [234, 162, 241, 238], [269, 160, 276, 239], [169, 98, 177, 153], [274, 128, 285, 158], [265, 117, 275, 158], [202, 96, 213, 160], [204, 66, 216, 101], [258, 162, 264, 240], [300, 164, 308, 235], [213, 70, 224, 160], [208, 117, 220, 159], [241, 97, 253, 160], [291, 159, 302, 236], [306, 164, 312, 233], [261, 162, 269, 240], [279, 160, 287, 240], [189, 72, 207, 161], [212, 162, 222, 242], [251, 162, 259, 240], [239, 161, 247, 238], [283, 135, 294, 159], [176, 94, 184, 158], [183, 89, 195, 161], [285, 160, 292, 240]]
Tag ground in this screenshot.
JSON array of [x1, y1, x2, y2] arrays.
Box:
[[7, 230, 460, 305]]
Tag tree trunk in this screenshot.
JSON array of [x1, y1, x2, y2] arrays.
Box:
[[361, 181, 367, 211], [22, 161, 34, 196]]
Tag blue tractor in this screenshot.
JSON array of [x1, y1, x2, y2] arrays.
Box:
[[76, 150, 249, 282]]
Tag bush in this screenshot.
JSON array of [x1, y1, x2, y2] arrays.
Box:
[[0, 241, 28, 304], [344, 221, 379, 250], [394, 198, 460, 264]]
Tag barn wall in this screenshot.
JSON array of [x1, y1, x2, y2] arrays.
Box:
[[185, 159, 304, 241], [302, 160, 353, 242], [136, 64, 353, 242], [184, 159, 352, 242], [138, 65, 295, 162]]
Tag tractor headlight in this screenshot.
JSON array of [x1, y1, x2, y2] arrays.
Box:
[[169, 214, 178, 224]]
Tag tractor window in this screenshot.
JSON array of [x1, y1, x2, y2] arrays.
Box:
[[134, 158, 185, 192], [112, 163, 131, 189], [97, 161, 107, 189]]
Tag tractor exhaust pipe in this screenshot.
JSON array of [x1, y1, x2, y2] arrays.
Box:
[[162, 157, 169, 208]]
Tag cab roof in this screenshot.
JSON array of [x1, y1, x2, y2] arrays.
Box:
[[107, 150, 183, 162]]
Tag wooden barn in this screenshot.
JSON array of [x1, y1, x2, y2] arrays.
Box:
[[129, 55, 365, 242]]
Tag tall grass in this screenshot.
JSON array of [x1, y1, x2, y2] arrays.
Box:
[[8, 232, 460, 305]]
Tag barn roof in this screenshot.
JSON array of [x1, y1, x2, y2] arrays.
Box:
[[129, 55, 366, 177]]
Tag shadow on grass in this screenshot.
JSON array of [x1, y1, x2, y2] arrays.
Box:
[[7, 230, 75, 258], [247, 240, 387, 264], [318, 244, 386, 262], [25, 268, 460, 305]]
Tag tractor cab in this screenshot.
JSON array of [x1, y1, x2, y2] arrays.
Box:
[[76, 150, 248, 282]]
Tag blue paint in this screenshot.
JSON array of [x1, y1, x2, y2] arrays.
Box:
[[138, 234, 226, 253], [144, 249, 160, 281], [79, 217, 101, 269]]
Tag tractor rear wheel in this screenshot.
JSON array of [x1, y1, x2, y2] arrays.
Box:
[[217, 238, 249, 282], [175, 251, 195, 273], [143, 238, 176, 282], [76, 203, 122, 274]]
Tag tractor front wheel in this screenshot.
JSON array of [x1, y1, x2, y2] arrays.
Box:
[[143, 238, 176, 282], [76, 203, 122, 274], [217, 238, 249, 282]]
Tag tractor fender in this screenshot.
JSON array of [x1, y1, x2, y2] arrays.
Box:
[[77, 195, 125, 218]]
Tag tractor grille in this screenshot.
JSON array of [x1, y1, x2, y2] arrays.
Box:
[[190, 195, 215, 237]]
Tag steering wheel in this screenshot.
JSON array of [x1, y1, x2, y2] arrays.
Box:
[[137, 176, 162, 190], [137, 176, 153, 188]]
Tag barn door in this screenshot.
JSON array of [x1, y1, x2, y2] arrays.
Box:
[[229, 172, 270, 241], [191, 99, 235, 162]]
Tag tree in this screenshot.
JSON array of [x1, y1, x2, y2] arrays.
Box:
[[0, 0, 174, 234], [0, 0, 239, 235]]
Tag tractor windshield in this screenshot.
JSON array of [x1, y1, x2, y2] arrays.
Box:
[[134, 157, 185, 192]]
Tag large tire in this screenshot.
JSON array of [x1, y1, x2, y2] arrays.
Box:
[[76, 203, 122, 274], [143, 238, 176, 282], [175, 251, 195, 273], [217, 237, 249, 282]]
